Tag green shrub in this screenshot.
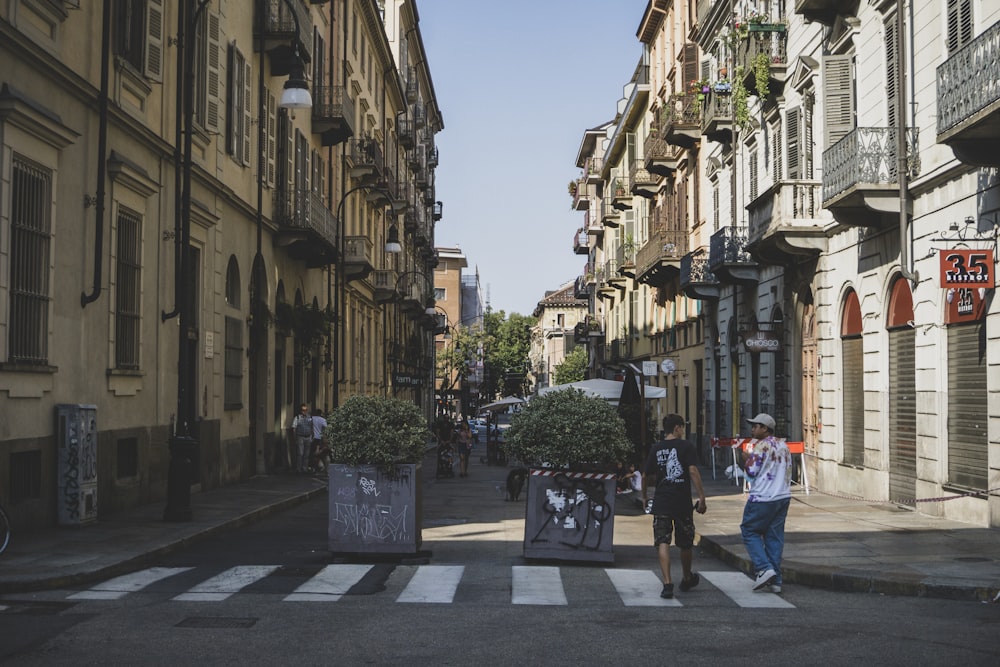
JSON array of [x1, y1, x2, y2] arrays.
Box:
[[324, 395, 429, 467], [503, 389, 633, 468]]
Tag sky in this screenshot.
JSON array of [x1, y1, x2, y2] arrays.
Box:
[[416, 1, 646, 316]]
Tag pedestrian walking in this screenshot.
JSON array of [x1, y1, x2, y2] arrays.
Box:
[[642, 413, 707, 599], [290, 403, 313, 473], [310, 408, 329, 472], [456, 418, 473, 477], [739, 413, 792, 593]]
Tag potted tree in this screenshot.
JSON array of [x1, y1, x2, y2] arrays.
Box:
[[504, 389, 633, 563], [324, 394, 429, 555]]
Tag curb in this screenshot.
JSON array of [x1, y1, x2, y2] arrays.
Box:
[[0, 485, 327, 595]]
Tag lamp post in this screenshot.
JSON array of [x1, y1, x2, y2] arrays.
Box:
[[165, 0, 314, 522]]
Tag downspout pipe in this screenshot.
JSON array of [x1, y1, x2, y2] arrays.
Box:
[[897, 0, 918, 285], [163, 0, 188, 321], [81, 0, 113, 307]]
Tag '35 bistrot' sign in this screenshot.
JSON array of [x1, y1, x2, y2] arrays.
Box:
[[939, 249, 994, 288]]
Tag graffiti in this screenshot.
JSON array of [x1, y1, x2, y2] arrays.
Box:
[[62, 436, 80, 520], [57, 406, 98, 524], [359, 476, 380, 497], [530, 473, 611, 551], [331, 502, 410, 543]]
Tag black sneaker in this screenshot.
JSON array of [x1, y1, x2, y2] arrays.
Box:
[[660, 583, 674, 599], [679, 572, 700, 592]]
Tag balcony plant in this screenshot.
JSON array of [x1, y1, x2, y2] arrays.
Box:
[[324, 394, 430, 554], [753, 52, 771, 99]]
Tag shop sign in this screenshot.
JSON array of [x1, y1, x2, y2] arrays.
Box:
[[393, 374, 424, 387], [945, 287, 988, 324], [939, 249, 994, 288], [743, 329, 781, 353]]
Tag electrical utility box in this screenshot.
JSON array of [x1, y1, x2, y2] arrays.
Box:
[[55, 404, 98, 525]]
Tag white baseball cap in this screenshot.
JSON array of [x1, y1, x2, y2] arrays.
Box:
[[747, 413, 776, 431]]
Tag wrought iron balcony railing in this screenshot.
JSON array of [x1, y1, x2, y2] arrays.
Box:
[[709, 226, 753, 267], [821, 126, 919, 205], [662, 93, 701, 147], [255, 0, 313, 66]]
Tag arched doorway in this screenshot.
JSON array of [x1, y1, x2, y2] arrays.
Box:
[[801, 301, 818, 455], [841, 289, 864, 466], [887, 276, 916, 503]]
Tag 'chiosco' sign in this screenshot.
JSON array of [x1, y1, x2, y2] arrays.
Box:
[[743, 329, 781, 353]]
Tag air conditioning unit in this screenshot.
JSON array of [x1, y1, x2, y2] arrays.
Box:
[[56, 404, 98, 525]]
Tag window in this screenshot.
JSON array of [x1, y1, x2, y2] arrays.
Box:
[[946, 0, 974, 55], [226, 43, 252, 166], [225, 255, 240, 308], [749, 148, 759, 202], [822, 55, 855, 147], [115, 0, 164, 81], [115, 207, 142, 370], [434, 287, 446, 301], [8, 155, 52, 366], [884, 13, 899, 128], [786, 107, 802, 179], [224, 315, 243, 409], [193, 12, 221, 133]]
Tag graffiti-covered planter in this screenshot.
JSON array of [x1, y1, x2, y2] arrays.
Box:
[[523, 469, 617, 563], [328, 463, 423, 554]]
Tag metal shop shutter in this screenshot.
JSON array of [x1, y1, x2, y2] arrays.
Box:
[[947, 322, 987, 490], [888, 327, 916, 503], [841, 336, 864, 466]]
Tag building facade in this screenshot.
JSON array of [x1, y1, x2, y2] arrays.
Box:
[[529, 282, 588, 390], [571, 0, 1000, 526], [0, 0, 442, 531]]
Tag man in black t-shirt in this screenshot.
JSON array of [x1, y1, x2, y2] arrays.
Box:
[[642, 413, 707, 599]]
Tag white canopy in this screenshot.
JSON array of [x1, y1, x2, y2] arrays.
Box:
[[537, 377, 666, 401], [478, 395, 526, 413]]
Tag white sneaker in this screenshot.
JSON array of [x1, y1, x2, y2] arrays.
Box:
[[753, 568, 777, 591]]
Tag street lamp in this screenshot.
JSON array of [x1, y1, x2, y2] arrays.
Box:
[[165, 0, 315, 522]]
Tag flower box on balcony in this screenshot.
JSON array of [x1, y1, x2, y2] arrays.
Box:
[[748, 23, 786, 32]]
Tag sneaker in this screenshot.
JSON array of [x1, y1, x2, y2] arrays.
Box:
[[679, 572, 700, 592], [660, 583, 674, 599], [768, 584, 782, 594], [753, 568, 777, 591]]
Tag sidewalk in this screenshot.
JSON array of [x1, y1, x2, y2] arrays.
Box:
[[2, 451, 999, 602]]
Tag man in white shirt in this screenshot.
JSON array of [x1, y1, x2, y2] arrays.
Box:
[[739, 413, 792, 593]]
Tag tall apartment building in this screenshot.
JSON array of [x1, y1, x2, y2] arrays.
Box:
[[529, 282, 588, 390], [0, 0, 442, 532], [572, 0, 1000, 526]]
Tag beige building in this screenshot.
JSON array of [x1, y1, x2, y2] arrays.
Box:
[[0, 0, 442, 531], [529, 283, 588, 390]]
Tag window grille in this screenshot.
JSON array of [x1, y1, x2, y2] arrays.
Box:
[[9, 155, 52, 365], [115, 207, 142, 370]]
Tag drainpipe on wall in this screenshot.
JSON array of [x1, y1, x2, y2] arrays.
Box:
[[897, 0, 918, 286]]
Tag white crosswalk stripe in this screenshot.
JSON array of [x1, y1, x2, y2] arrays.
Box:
[[512, 565, 567, 605], [397, 565, 464, 603], [604, 568, 681, 607], [700, 571, 795, 608], [173, 565, 280, 602], [284, 564, 372, 602], [69, 567, 194, 600], [52, 565, 797, 609]]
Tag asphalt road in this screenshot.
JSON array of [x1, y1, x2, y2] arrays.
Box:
[[2, 495, 999, 666]]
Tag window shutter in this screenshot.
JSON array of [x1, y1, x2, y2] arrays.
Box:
[[822, 55, 855, 147], [243, 58, 252, 166], [266, 90, 276, 187], [947, 0, 974, 54], [205, 13, 221, 134], [884, 15, 898, 128], [749, 149, 759, 202], [144, 0, 164, 81], [772, 118, 783, 182], [683, 43, 698, 89], [226, 44, 237, 156], [787, 107, 801, 179]]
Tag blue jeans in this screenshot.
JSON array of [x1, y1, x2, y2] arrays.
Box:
[[740, 497, 790, 584]]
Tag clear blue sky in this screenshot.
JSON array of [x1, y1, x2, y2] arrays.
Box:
[[417, 1, 645, 316]]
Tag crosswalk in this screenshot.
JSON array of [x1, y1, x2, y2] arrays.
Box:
[[56, 565, 794, 609]]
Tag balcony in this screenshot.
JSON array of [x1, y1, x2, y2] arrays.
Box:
[[427, 145, 439, 168], [572, 179, 591, 211], [584, 209, 603, 237], [398, 116, 415, 149], [617, 243, 636, 279], [573, 228, 589, 255], [343, 236, 373, 281], [348, 136, 383, 184], [822, 126, 918, 227], [573, 275, 591, 300], [747, 180, 828, 265], [794, 0, 860, 26], [391, 179, 412, 214], [645, 131, 683, 177], [738, 29, 789, 98], [432, 200, 443, 221], [405, 66, 418, 104], [611, 177, 632, 211], [311, 86, 355, 147], [701, 92, 733, 143], [373, 269, 397, 304], [610, 338, 632, 363], [606, 258, 627, 290], [679, 251, 719, 301], [662, 94, 701, 148], [630, 160, 657, 199], [272, 189, 337, 267], [254, 0, 312, 75], [584, 157, 604, 183], [708, 226, 757, 283], [936, 20, 1000, 167], [636, 227, 688, 288], [601, 198, 621, 228]]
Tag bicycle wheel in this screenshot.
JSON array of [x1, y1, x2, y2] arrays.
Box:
[[0, 503, 10, 554]]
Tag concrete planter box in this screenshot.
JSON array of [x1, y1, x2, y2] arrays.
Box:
[[522, 468, 617, 563], [328, 463, 423, 554]]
